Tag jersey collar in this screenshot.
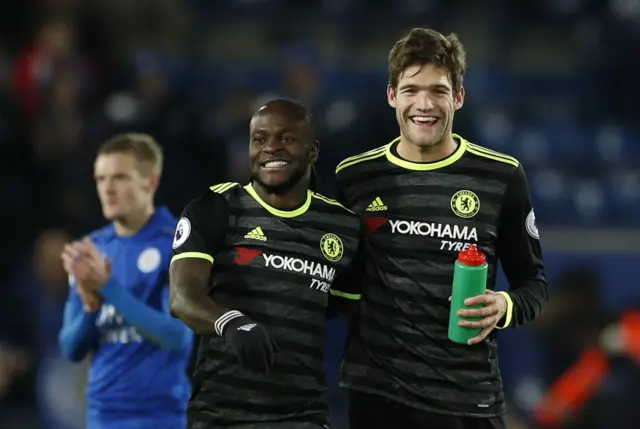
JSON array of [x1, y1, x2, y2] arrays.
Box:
[[385, 133, 468, 171], [108, 206, 174, 239], [244, 184, 312, 218]]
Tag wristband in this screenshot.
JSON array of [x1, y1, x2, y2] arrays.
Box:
[[214, 310, 245, 336]]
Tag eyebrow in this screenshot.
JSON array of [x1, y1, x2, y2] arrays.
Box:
[[251, 126, 297, 135], [398, 83, 451, 92]]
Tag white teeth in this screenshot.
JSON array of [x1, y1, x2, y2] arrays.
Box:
[[264, 161, 289, 168], [412, 116, 437, 123]]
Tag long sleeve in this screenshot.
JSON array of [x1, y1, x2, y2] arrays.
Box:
[[100, 278, 192, 352], [496, 164, 548, 328], [58, 289, 100, 362]]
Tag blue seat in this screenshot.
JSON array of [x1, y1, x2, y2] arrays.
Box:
[[529, 169, 573, 226], [541, 124, 594, 171], [604, 170, 640, 226], [570, 179, 609, 227], [511, 127, 551, 170]]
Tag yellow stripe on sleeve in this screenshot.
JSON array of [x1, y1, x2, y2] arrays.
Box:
[[330, 289, 362, 300], [495, 291, 514, 329], [171, 252, 214, 264]]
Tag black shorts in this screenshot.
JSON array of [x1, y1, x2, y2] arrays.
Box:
[[348, 390, 506, 429]]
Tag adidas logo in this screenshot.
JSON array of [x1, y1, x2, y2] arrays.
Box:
[[237, 323, 257, 332], [366, 197, 387, 212], [244, 227, 267, 241]]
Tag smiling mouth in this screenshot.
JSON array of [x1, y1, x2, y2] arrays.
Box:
[[261, 160, 291, 169], [410, 116, 439, 127]]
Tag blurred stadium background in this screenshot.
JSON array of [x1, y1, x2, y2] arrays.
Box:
[[1, 0, 639, 428]]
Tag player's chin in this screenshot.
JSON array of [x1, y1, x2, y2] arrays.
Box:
[[408, 134, 440, 148], [258, 175, 291, 190], [411, 127, 444, 147], [257, 167, 294, 186], [101, 207, 119, 221]]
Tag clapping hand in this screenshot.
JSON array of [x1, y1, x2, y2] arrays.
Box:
[[61, 238, 111, 312]]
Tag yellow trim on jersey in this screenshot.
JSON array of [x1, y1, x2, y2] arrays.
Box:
[[171, 252, 214, 264], [330, 289, 362, 300], [466, 143, 519, 168], [210, 182, 239, 194], [311, 192, 355, 214], [244, 184, 312, 218], [495, 291, 514, 329], [385, 134, 468, 171], [335, 145, 388, 174]]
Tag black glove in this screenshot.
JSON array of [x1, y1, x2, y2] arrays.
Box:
[[215, 310, 278, 374]]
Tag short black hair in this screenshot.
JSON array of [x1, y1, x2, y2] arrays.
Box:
[[255, 98, 312, 120], [254, 98, 315, 141]]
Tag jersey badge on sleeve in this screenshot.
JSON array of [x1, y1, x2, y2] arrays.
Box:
[[172, 217, 191, 249], [525, 208, 539, 239]]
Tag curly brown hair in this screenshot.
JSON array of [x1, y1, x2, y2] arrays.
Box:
[[388, 28, 467, 93]]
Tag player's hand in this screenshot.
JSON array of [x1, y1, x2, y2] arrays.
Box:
[[61, 241, 104, 312], [61, 241, 84, 275], [452, 290, 508, 345], [77, 285, 104, 312], [72, 238, 112, 292], [217, 312, 279, 374]]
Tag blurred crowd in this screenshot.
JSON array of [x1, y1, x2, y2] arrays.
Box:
[[0, 0, 639, 428]]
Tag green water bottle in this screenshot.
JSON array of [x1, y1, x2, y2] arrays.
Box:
[[448, 244, 488, 344]]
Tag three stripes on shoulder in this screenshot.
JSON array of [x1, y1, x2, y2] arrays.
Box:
[[310, 192, 353, 214], [210, 182, 239, 194], [336, 145, 387, 173], [466, 143, 519, 168], [208, 181, 354, 214]]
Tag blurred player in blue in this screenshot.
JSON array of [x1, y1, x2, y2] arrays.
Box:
[[58, 133, 193, 429]]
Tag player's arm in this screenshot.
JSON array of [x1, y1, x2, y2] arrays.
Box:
[[98, 272, 192, 352], [327, 232, 364, 327], [58, 279, 100, 362], [170, 191, 277, 374], [495, 164, 548, 328], [168, 192, 233, 335]]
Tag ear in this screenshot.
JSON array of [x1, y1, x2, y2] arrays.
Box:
[[148, 172, 160, 193], [387, 84, 397, 108], [454, 87, 465, 111], [309, 139, 319, 164]]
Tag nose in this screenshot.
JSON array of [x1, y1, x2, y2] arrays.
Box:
[[101, 179, 116, 195], [415, 92, 434, 111], [263, 136, 284, 153]]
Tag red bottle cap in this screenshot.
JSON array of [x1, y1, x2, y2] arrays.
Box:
[[457, 244, 486, 266]]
